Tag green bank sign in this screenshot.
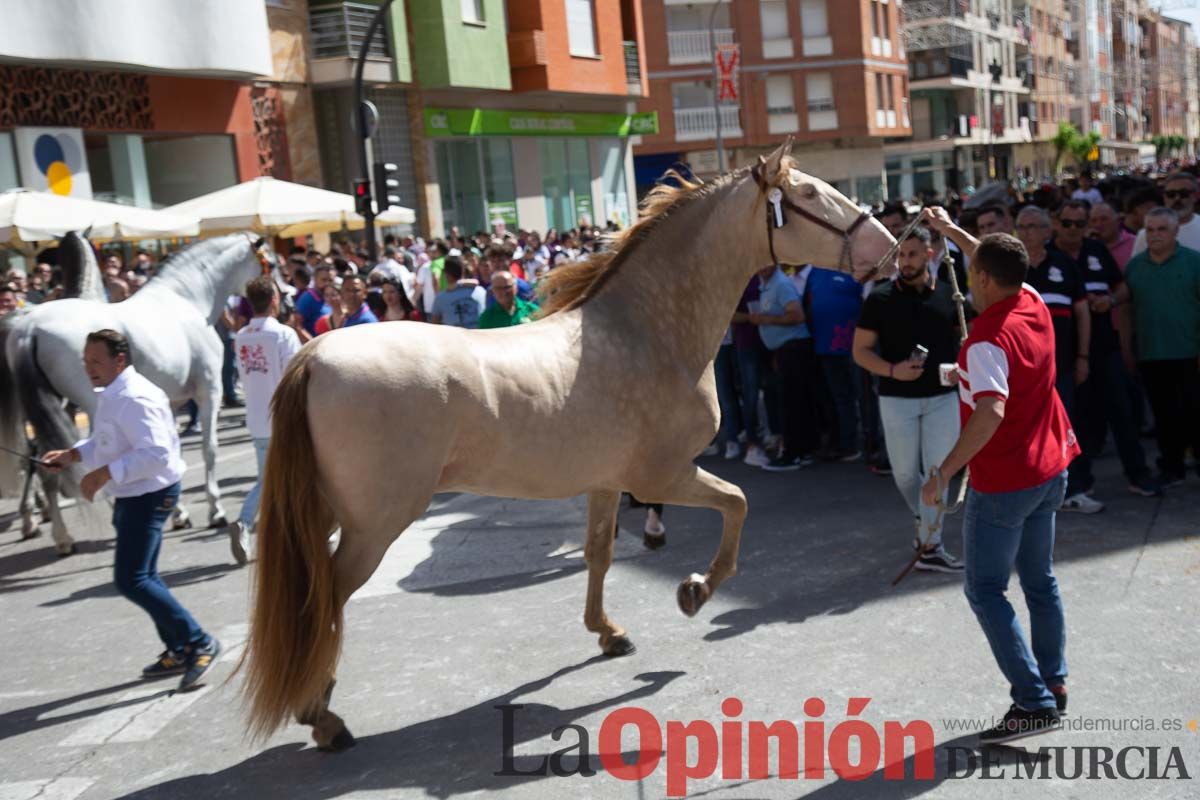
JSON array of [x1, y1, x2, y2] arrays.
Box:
[[424, 108, 658, 138]]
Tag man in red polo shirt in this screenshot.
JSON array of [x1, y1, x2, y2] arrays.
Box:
[[920, 232, 1080, 746]]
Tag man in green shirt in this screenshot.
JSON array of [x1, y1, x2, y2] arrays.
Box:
[[1116, 207, 1200, 485], [479, 271, 537, 329]]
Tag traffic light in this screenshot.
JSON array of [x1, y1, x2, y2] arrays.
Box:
[[373, 161, 400, 212], [353, 179, 372, 216]]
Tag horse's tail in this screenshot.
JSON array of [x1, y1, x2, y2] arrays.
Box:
[[2, 326, 80, 496], [0, 316, 25, 495], [241, 346, 340, 739]]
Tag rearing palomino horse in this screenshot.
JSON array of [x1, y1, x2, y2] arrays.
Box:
[[0, 234, 265, 554], [242, 142, 896, 749]]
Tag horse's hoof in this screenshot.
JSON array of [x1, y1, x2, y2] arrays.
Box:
[[21, 525, 41, 540], [319, 726, 357, 752], [56, 543, 76, 558], [642, 532, 666, 550], [208, 516, 227, 530], [172, 509, 192, 530], [603, 635, 637, 658], [676, 573, 710, 618]]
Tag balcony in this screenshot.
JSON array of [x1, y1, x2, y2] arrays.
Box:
[[673, 106, 743, 141], [624, 40, 643, 96], [309, 1, 393, 85], [667, 29, 734, 65]]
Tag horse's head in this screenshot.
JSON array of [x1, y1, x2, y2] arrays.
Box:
[[752, 138, 896, 282], [58, 229, 106, 303]]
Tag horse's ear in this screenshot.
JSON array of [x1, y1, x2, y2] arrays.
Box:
[[762, 138, 793, 182], [82, 225, 93, 240], [252, 237, 265, 251]]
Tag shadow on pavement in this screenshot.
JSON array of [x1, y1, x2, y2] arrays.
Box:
[[0, 678, 163, 743], [115, 658, 684, 800], [39, 563, 241, 607]]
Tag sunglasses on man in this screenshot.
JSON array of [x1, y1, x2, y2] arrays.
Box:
[[1058, 219, 1088, 229], [1163, 189, 1194, 200]]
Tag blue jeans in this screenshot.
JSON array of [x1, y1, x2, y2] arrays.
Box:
[[113, 482, 208, 653], [734, 346, 762, 445], [963, 471, 1068, 711], [878, 393, 960, 546], [713, 345, 740, 446], [238, 437, 271, 527]]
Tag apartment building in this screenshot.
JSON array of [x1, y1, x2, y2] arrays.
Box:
[[310, 0, 650, 237], [889, 0, 1031, 196], [1141, 11, 1193, 143], [633, 0, 910, 206], [1012, 0, 1076, 177]]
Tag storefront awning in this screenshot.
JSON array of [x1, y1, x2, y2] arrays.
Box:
[[424, 108, 659, 138], [0, 189, 200, 248]]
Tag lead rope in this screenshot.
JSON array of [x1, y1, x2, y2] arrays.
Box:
[[891, 233, 970, 587]]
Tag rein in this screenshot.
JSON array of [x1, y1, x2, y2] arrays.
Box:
[[750, 162, 872, 272]]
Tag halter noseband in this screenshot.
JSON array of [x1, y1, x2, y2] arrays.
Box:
[[750, 161, 872, 271]]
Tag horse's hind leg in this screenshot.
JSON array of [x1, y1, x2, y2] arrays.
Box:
[[19, 467, 40, 539], [639, 466, 747, 618], [584, 490, 635, 657], [42, 476, 76, 556], [300, 509, 426, 751]]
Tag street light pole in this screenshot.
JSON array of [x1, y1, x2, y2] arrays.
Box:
[[353, 0, 397, 264], [708, 0, 727, 173]]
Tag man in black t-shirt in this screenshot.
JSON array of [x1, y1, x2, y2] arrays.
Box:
[[1016, 205, 1095, 510], [1053, 201, 1160, 499], [854, 227, 964, 573]]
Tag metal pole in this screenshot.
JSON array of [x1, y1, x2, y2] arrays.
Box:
[[708, 0, 726, 173], [353, 0, 397, 264]]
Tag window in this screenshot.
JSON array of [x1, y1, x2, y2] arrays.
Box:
[[761, 1, 790, 57], [461, 0, 484, 24], [880, 2, 890, 40], [540, 139, 592, 229], [876, 74, 886, 112], [598, 139, 630, 228], [800, 0, 828, 37], [567, 0, 598, 57], [766, 75, 795, 115], [806, 72, 834, 112]]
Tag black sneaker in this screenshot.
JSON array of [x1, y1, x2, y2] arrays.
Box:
[[762, 454, 812, 472], [914, 546, 964, 573], [178, 638, 221, 692], [142, 649, 187, 679], [1127, 476, 1164, 497], [979, 704, 1061, 745], [869, 457, 892, 476], [1049, 684, 1068, 715]]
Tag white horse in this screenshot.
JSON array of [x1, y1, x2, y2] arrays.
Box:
[[0, 233, 265, 555]]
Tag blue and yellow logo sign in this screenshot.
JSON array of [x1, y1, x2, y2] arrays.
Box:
[[33, 132, 84, 196]]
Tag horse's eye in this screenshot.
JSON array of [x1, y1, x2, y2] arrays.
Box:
[[800, 184, 818, 199]]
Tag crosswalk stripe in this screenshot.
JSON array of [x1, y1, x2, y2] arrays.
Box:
[[0, 778, 94, 800], [57, 625, 245, 748]]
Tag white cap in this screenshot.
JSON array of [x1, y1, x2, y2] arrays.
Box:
[[448, 248, 462, 256]]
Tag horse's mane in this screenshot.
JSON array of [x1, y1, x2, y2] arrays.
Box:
[[151, 233, 249, 284], [538, 166, 749, 316]]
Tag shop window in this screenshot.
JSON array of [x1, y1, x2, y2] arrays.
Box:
[[598, 139, 630, 228], [567, 0, 598, 57], [143, 134, 238, 207], [436, 139, 518, 236], [540, 139, 593, 231]]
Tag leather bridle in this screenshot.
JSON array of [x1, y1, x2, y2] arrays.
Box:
[[751, 161, 873, 271]]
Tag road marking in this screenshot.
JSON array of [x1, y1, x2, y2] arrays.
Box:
[[56, 625, 245, 748], [0, 778, 94, 800]]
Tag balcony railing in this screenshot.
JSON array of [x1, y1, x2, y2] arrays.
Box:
[[309, 1, 390, 60], [667, 28, 734, 65], [673, 106, 743, 141], [623, 40, 642, 94]]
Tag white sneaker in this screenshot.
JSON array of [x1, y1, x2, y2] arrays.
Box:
[[743, 445, 770, 468], [701, 443, 720, 457], [724, 441, 741, 460], [644, 509, 666, 536], [228, 520, 250, 565], [1061, 492, 1105, 514]]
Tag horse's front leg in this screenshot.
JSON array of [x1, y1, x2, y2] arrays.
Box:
[[640, 466, 747, 618], [195, 388, 226, 528], [42, 474, 75, 556], [19, 466, 40, 540], [583, 490, 635, 657]]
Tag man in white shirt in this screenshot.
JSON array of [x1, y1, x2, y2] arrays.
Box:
[[369, 245, 416, 303], [230, 276, 301, 565], [44, 330, 219, 692], [1131, 171, 1200, 255], [1071, 171, 1103, 206]]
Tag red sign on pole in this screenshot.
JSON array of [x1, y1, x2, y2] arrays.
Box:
[[716, 43, 740, 102]]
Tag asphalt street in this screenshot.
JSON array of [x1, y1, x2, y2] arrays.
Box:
[[1, 407, 1197, 799]]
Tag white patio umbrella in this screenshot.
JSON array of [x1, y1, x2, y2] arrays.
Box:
[[0, 189, 201, 249], [165, 176, 416, 238]]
